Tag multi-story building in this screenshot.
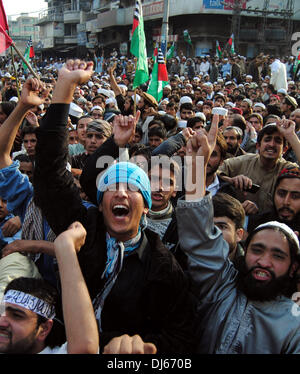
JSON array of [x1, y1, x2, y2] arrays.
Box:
[[8, 13, 40, 54], [36, 0, 300, 58]]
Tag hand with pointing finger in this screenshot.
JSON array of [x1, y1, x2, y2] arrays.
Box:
[[113, 111, 141, 147]]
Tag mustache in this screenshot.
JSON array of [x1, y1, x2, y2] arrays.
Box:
[[246, 265, 276, 280], [0, 326, 11, 338], [278, 207, 294, 214]]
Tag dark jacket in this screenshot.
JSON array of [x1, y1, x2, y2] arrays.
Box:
[[33, 103, 198, 353]]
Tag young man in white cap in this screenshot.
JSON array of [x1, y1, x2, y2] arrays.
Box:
[[33, 59, 198, 354]]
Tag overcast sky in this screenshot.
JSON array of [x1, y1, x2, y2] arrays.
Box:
[[2, 0, 47, 18]]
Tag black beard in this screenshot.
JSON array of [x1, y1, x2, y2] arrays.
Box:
[[206, 165, 219, 177], [123, 107, 133, 116], [227, 144, 238, 154], [236, 257, 296, 301]]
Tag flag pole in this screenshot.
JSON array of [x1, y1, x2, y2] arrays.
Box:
[[7, 31, 20, 99], [11, 43, 39, 79], [133, 58, 137, 117], [10, 47, 20, 98]]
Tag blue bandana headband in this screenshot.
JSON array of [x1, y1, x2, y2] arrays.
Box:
[[97, 161, 152, 209]]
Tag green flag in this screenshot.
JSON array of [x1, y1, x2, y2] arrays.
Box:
[[22, 46, 30, 71], [130, 0, 149, 89], [22, 37, 34, 72], [183, 30, 192, 46], [293, 53, 300, 73], [216, 40, 222, 59], [147, 48, 169, 102], [228, 34, 235, 55], [166, 43, 175, 60]]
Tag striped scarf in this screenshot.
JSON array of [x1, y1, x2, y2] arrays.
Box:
[[93, 229, 142, 332], [21, 197, 56, 261]]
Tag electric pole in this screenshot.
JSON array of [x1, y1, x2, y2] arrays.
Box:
[[161, 0, 170, 57]]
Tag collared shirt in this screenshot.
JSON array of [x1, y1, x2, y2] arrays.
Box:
[[206, 175, 220, 196]]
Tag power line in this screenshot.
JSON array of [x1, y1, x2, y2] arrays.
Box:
[[7, 8, 48, 18]]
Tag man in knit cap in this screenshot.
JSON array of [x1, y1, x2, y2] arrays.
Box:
[[71, 119, 112, 172]]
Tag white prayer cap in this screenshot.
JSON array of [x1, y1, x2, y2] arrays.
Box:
[[98, 88, 115, 98], [254, 103, 266, 110], [9, 96, 18, 103], [118, 84, 128, 91], [91, 105, 103, 112], [105, 97, 117, 106], [195, 112, 206, 122], [88, 81, 93, 88], [278, 88, 287, 95], [69, 102, 83, 118], [179, 96, 193, 107], [246, 75, 253, 79], [225, 101, 235, 108], [178, 120, 187, 128], [243, 98, 253, 107]]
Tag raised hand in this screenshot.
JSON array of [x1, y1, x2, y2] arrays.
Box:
[[184, 114, 219, 199], [25, 111, 39, 126], [54, 221, 87, 253], [52, 60, 94, 104], [181, 127, 195, 143], [108, 62, 117, 76], [113, 111, 141, 147], [276, 117, 296, 141], [19, 78, 49, 110], [246, 121, 257, 139], [186, 113, 219, 166], [58, 59, 94, 86]]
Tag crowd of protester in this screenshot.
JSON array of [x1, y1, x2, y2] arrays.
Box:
[[0, 48, 300, 354]]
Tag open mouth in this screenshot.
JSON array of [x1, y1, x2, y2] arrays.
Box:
[[0, 329, 10, 341], [278, 208, 293, 219], [151, 193, 163, 201], [252, 268, 271, 281], [112, 204, 129, 217], [265, 148, 276, 154]]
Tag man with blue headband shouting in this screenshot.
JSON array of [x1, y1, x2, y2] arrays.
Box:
[[33, 60, 197, 354]]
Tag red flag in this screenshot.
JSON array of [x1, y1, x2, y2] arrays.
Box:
[[30, 46, 35, 58], [131, 0, 140, 35], [28, 37, 35, 58], [157, 49, 168, 82], [0, 0, 8, 31], [0, 24, 12, 54]]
